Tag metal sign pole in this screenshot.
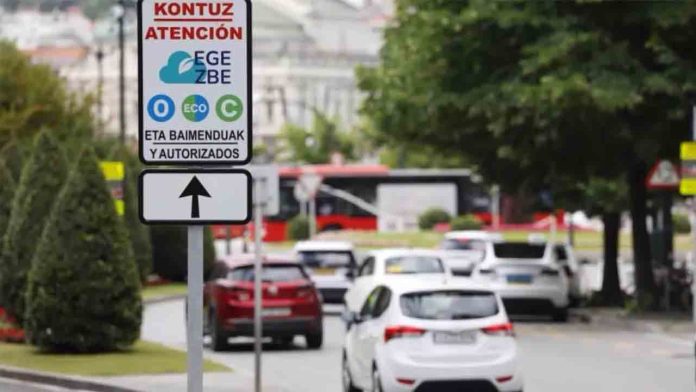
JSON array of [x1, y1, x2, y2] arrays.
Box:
[[187, 226, 204, 392], [309, 197, 317, 238], [253, 179, 264, 392]]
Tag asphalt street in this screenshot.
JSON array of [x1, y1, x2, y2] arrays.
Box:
[[138, 300, 694, 392]]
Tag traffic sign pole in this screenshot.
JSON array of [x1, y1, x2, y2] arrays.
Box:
[[187, 226, 204, 392], [253, 178, 264, 392]]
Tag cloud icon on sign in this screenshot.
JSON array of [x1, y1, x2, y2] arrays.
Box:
[[159, 51, 206, 84]]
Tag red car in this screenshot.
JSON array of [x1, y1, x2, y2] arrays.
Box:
[[204, 254, 323, 351]]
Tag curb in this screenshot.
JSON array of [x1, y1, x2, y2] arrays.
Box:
[[571, 309, 687, 334], [0, 365, 139, 392], [143, 294, 186, 305]]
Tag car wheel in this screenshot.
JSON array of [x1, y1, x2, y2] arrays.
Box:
[[209, 308, 229, 351], [552, 307, 568, 322], [371, 366, 383, 392], [306, 330, 323, 349], [342, 355, 360, 392]]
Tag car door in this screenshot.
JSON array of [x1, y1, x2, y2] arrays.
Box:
[[345, 256, 375, 312], [352, 286, 382, 387]]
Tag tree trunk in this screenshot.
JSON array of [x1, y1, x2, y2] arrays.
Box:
[[601, 212, 623, 305], [627, 160, 657, 309]]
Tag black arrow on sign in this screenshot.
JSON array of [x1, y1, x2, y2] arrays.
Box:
[[179, 176, 211, 218]]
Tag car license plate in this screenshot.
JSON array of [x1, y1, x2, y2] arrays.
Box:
[[312, 267, 336, 276], [507, 274, 533, 284], [262, 307, 290, 317], [433, 331, 477, 345]]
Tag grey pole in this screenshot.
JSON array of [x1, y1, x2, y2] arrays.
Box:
[[309, 197, 317, 238], [253, 179, 264, 392], [118, 0, 126, 145], [187, 226, 204, 392]]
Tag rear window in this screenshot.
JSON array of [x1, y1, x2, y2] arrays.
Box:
[[229, 265, 308, 282], [493, 243, 546, 259], [385, 256, 444, 274], [440, 239, 486, 252], [400, 291, 498, 320], [297, 251, 354, 268]]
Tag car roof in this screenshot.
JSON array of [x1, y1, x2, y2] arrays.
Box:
[[444, 231, 503, 241], [294, 240, 354, 252], [379, 275, 494, 295], [219, 254, 299, 268], [367, 248, 445, 260]]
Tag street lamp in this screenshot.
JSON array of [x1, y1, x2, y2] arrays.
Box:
[[111, 1, 126, 145]]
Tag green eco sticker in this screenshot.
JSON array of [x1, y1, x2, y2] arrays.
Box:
[[216, 94, 243, 122]]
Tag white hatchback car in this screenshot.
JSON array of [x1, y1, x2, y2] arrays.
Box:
[[438, 231, 502, 276], [472, 241, 569, 321], [343, 249, 451, 313], [294, 241, 358, 304], [342, 278, 523, 392]]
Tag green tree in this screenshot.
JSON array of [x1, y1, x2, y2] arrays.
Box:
[[151, 226, 216, 281], [122, 152, 152, 283], [0, 40, 93, 153], [24, 147, 141, 352], [279, 112, 356, 164], [0, 160, 15, 240], [0, 130, 69, 323], [359, 0, 696, 308]]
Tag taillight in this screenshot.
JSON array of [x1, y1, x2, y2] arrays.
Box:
[[384, 325, 426, 343], [541, 267, 560, 276], [481, 322, 515, 337]]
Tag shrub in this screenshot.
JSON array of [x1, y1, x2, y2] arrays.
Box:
[[151, 226, 216, 282], [287, 215, 310, 240], [673, 213, 690, 234], [24, 147, 141, 352], [450, 214, 483, 230], [0, 130, 68, 324], [122, 153, 152, 282], [418, 208, 451, 230], [0, 160, 15, 240]]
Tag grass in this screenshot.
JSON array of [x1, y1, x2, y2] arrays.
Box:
[[309, 229, 693, 253], [0, 340, 229, 376], [141, 283, 187, 301]]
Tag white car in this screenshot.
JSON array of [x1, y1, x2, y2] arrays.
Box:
[[294, 241, 358, 304], [343, 249, 451, 313], [552, 242, 584, 305], [438, 231, 502, 276], [342, 278, 523, 392], [472, 240, 569, 321]]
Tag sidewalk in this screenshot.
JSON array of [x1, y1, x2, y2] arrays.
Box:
[[92, 372, 291, 392], [573, 307, 695, 340]]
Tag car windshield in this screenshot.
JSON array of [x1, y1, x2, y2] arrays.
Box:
[[385, 256, 444, 274], [493, 243, 546, 259], [297, 251, 354, 269], [229, 265, 308, 282], [440, 238, 486, 252], [400, 290, 499, 320]]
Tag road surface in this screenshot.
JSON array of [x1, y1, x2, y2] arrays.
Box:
[[137, 300, 694, 392]]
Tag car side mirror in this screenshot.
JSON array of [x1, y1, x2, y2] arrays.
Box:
[[341, 310, 363, 327]]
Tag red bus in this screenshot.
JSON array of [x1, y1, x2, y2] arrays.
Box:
[[212, 164, 492, 242]]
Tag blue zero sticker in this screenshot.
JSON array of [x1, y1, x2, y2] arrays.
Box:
[[147, 94, 175, 122]]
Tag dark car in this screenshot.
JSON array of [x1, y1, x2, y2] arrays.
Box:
[[204, 255, 323, 351]]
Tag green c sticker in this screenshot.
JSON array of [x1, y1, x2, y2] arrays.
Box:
[[216, 95, 243, 122]]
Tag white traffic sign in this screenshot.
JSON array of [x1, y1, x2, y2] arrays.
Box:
[[247, 165, 280, 216], [294, 172, 323, 202], [138, 0, 251, 165], [646, 160, 679, 190], [139, 169, 251, 224]]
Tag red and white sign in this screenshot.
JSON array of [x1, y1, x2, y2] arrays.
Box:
[[646, 160, 679, 190], [138, 0, 251, 165]]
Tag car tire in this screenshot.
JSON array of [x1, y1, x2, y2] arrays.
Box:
[[552, 307, 568, 322], [306, 330, 323, 349], [209, 308, 229, 351], [372, 366, 383, 392], [342, 355, 360, 392]]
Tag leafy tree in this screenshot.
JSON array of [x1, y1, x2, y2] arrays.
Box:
[[24, 147, 141, 352], [0, 160, 15, 240], [359, 0, 696, 308], [582, 178, 626, 306], [0, 40, 93, 153], [278, 112, 356, 164], [151, 226, 216, 282], [122, 152, 152, 283], [0, 130, 69, 323]]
